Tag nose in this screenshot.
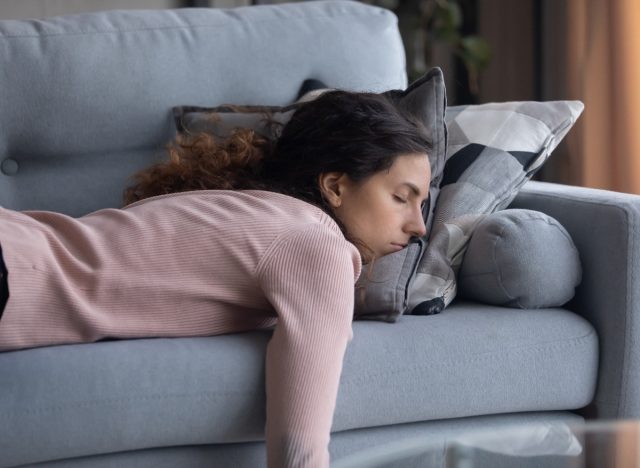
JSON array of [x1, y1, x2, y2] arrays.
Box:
[[405, 207, 427, 238]]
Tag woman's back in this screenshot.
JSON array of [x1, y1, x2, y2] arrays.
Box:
[[0, 190, 361, 351]]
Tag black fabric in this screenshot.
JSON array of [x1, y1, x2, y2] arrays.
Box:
[[296, 78, 328, 99], [440, 143, 485, 187], [0, 246, 7, 320], [508, 150, 541, 170]]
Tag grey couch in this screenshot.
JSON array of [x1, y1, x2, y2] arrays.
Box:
[[0, 1, 636, 467]]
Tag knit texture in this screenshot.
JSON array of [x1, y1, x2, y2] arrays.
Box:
[[0, 189, 362, 468]]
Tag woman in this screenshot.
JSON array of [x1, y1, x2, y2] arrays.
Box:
[[0, 90, 431, 467]]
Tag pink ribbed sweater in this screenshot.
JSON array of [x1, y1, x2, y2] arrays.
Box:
[[0, 189, 362, 468]]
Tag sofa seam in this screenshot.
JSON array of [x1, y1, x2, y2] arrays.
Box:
[[0, 10, 387, 40], [343, 329, 596, 385], [492, 223, 517, 304], [1, 390, 259, 418]]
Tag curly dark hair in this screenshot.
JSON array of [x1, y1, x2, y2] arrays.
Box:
[[122, 127, 272, 204]]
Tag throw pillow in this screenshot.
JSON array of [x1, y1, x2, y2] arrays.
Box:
[[173, 103, 296, 141], [458, 209, 581, 308], [406, 100, 584, 316], [172, 69, 448, 323], [173, 79, 330, 140]]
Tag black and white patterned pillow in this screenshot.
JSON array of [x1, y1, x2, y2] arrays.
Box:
[[406, 100, 584, 316]]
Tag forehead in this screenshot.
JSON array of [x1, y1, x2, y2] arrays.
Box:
[[383, 154, 431, 191]]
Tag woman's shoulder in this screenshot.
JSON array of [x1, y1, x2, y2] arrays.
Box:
[[123, 188, 309, 209], [256, 219, 363, 283], [124, 189, 337, 230], [237, 190, 348, 241]]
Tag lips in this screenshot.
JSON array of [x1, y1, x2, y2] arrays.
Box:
[[390, 243, 407, 250]]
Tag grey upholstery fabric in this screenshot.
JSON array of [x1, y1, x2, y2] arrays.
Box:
[[0, 1, 406, 216], [458, 209, 582, 308], [510, 181, 640, 419], [0, 303, 597, 467]]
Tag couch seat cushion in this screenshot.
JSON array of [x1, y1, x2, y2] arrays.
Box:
[[0, 302, 597, 467], [337, 301, 597, 429]]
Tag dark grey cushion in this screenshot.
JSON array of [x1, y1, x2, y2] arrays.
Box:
[[458, 209, 582, 308], [0, 303, 597, 467], [174, 103, 298, 141]]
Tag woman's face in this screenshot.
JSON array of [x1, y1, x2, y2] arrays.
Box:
[[322, 153, 431, 262]]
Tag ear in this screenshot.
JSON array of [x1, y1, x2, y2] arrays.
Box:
[[318, 172, 348, 208]]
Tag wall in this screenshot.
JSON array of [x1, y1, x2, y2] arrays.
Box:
[[477, 0, 537, 102]]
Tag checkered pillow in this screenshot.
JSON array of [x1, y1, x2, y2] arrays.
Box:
[[405, 100, 584, 316]]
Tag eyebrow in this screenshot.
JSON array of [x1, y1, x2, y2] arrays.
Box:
[[401, 182, 428, 200]]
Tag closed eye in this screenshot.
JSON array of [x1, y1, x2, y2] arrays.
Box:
[[393, 195, 408, 204]]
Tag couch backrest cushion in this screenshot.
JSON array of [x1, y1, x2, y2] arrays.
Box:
[[0, 1, 406, 216]]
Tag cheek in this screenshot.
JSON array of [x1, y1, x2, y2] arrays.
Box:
[[340, 198, 378, 240], [340, 187, 398, 244], [360, 199, 399, 238]]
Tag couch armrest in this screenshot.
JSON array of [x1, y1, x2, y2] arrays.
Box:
[[509, 180, 640, 419]]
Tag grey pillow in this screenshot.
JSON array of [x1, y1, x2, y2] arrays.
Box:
[[174, 103, 296, 141], [457, 209, 581, 308], [173, 80, 340, 141], [172, 69, 448, 323], [406, 100, 584, 316]]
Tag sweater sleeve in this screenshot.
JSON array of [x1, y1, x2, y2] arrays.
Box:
[[255, 223, 361, 468]]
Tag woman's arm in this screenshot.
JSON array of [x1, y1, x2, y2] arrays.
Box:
[[256, 224, 361, 468]]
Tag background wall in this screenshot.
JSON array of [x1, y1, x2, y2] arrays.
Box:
[[477, 0, 537, 103]]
